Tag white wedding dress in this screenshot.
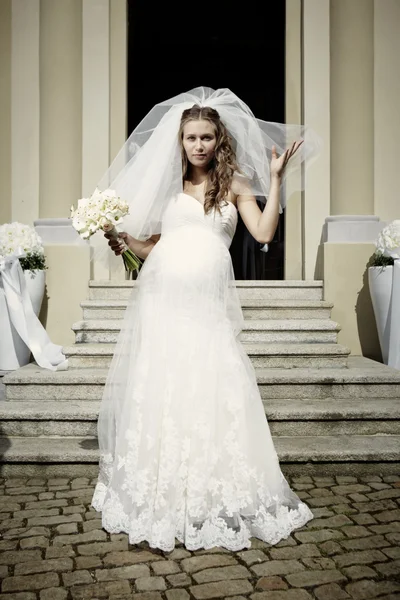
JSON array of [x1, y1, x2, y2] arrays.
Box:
[[91, 193, 313, 551]]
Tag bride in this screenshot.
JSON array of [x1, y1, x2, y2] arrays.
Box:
[[91, 88, 319, 552]]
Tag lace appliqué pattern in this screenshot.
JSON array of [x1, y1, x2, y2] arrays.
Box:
[[92, 371, 314, 552]]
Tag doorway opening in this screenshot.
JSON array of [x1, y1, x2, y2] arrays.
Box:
[[127, 0, 286, 279]]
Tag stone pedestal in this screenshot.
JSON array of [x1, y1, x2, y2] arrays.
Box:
[[34, 219, 90, 346]]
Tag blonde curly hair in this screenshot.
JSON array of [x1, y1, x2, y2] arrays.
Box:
[[179, 105, 239, 214]]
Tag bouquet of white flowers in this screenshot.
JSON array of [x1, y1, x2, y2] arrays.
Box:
[[376, 220, 400, 259], [70, 188, 141, 271], [0, 222, 46, 271], [370, 220, 400, 267]]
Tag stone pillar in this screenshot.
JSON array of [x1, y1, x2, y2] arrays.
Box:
[[302, 0, 331, 280], [374, 0, 400, 221], [284, 0, 303, 280], [11, 0, 40, 225], [34, 220, 90, 346], [0, 0, 11, 224], [82, 0, 109, 197], [330, 0, 374, 216], [39, 0, 82, 219], [322, 216, 386, 359], [82, 0, 110, 279], [109, 0, 127, 164], [83, 0, 128, 280], [37, 0, 86, 345]]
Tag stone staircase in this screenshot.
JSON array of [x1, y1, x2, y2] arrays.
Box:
[[1, 280, 400, 477]]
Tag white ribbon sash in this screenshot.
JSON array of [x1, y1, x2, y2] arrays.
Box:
[[0, 251, 67, 371]]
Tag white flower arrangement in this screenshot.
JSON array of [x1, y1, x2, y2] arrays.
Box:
[[371, 220, 400, 267], [0, 222, 46, 271], [70, 188, 141, 271], [376, 220, 400, 259]]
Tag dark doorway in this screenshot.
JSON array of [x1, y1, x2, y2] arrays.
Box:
[[127, 0, 286, 279]]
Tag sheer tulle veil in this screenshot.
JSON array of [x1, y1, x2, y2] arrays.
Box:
[[92, 86, 322, 274]]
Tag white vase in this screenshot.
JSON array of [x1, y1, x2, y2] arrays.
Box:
[[24, 269, 46, 315], [0, 268, 46, 371], [368, 265, 393, 365]]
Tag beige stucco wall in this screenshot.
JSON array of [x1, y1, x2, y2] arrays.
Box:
[[323, 242, 381, 360], [374, 0, 400, 221], [0, 0, 11, 225], [330, 0, 374, 216], [12, 0, 40, 225], [39, 0, 82, 219], [320, 0, 377, 357], [39, 245, 90, 346]]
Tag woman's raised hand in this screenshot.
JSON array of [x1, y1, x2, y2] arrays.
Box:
[[270, 140, 304, 179]]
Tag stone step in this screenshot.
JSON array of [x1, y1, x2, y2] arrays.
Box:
[[71, 319, 341, 344], [88, 280, 324, 301], [266, 398, 400, 436], [63, 342, 350, 370], [0, 401, 99, 437], [1, 399, 399, 437], [81, 299, 334, 321], [1, 434, 399, 477], [4, 357, 400, 401]]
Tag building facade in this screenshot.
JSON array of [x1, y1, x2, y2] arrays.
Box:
[[0, 0, 399, 358]]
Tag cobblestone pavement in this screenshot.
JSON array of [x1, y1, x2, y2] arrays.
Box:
[[0, 474, 399, 600]]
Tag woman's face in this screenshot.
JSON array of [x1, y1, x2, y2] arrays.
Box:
[[182, 120, 217, 168]]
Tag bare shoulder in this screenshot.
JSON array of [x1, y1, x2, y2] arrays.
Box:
[[225, 189, 237, 207], [230, 172, 257, 210], [231, 171, 253, 196], [226, 172, 248, 207]]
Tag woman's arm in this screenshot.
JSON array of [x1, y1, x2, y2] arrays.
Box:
[[105, 232, 161, 260], [236, 175, 281, 245], [236, 141, 303, 244]]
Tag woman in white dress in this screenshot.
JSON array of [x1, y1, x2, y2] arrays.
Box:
[[91, 88, 319, 552]]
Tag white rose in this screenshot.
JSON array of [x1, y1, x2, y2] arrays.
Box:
[[89, 220, 101, 234], [104, 210, 124, 226], [72, 216, 89, 233]]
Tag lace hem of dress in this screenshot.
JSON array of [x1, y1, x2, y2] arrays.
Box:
[[91, 481, 314, 553]]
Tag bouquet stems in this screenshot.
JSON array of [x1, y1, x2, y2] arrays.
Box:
[[103, 225, 142, 271]]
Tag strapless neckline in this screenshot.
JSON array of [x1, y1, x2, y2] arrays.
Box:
[[180, 192, 238, 214]]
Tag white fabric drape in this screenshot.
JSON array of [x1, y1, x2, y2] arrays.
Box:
[[0, 252, 67, 371]]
